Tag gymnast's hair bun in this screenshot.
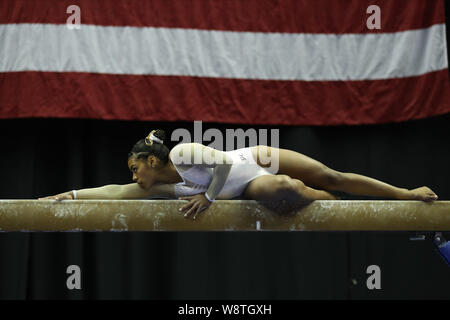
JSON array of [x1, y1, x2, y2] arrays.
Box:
[[152, 129, 167, 143], [145, 129, 167, 146]]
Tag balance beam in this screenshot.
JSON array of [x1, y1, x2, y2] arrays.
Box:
[[0, 200, 449, 231]]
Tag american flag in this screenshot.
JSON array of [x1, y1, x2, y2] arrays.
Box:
[[0, 0, 448, 125]]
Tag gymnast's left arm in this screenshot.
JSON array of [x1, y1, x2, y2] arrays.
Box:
[[176, 143, 233, 220], [38, 183, 175, 200]]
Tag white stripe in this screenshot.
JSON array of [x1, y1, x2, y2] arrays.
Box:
[[0, 23, 447, 80]]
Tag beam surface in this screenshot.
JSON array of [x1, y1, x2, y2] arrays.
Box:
[[0, 200, 449, 231]]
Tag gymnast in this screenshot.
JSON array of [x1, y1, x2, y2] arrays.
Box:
[[39, 130, 438, 220]]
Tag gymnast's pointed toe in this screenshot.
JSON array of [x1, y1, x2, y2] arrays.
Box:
[[410, 186, 438, 202]]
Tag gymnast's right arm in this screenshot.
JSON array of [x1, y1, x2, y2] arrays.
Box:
[[38, 183, 175, 201]]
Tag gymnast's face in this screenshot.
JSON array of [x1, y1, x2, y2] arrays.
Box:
[[128, 156, 157, 189]]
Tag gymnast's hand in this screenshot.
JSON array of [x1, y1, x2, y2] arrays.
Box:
[[178, 194, 212, 220], [38, 191, 74, 201]]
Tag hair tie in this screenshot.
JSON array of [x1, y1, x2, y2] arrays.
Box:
[[145, 131, 163, 146]]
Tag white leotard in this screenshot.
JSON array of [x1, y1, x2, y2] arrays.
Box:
[[173, 147, 273, 199]]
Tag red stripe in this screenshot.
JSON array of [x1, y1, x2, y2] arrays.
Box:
[[0, 70, 449, 125], [0, 0, 444, 34]]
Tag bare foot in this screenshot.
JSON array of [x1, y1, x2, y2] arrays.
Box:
[[408, 186, 438, 202]]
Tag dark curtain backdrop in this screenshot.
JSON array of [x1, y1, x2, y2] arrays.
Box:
[[0, 113, 449, 300], [0, 0, 449, 301]]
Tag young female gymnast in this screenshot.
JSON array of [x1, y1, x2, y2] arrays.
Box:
[[39, 130, 438, 220]]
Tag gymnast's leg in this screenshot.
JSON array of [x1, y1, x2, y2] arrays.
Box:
[[252, 146, 438, 202], [242, 175, 339, 203]]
